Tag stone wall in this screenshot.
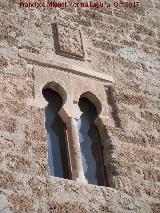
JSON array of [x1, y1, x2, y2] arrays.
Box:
[[0, 0, 160, 212]]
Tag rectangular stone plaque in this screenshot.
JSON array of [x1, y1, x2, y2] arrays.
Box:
[[53, 23, 85, 60]]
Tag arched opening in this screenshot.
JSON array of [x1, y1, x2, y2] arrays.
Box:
[[80, 91, 102, 116], [42, 88, 70, 179], [43, 81, 67, 105], [77, 97, 106, 186]]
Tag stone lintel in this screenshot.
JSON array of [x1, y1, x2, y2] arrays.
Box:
[[18, 50, 114, 83]]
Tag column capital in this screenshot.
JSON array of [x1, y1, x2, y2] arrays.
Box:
[[59, 104, 82, 122]]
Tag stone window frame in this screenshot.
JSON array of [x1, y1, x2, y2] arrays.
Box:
[[41, 81, 112, 186], [18, 50, 117, 187]]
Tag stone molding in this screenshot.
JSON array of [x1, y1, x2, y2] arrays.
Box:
[[18, 50, 114, 83]]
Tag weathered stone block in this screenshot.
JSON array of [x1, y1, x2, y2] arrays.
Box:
[[54, 23, 85, 60], [0, 194, 12, 213], [143, 182, 160, 199], [0, 57, 8, 68], [143, 168, 160, 182], [134, 24, 155, 37], [0, 171, 22, 190], [0, 137, 15, 150], [24, 123, 46, 142], [114, 93, 147, 108], [5, 154, 31, 173], [28, 177, 48, 197], [150, 202, 160, 213], [32, 143, 47, 159], [114, 9, 138, 22], [0, 75, 34, 99], [8, 194, 34, 213], [93, 40, 119, 53], [0, 116, 16, 133]]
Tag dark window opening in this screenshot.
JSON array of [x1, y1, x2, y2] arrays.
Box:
[[43, 88, 70, 179], [77, 97, 106, 186]]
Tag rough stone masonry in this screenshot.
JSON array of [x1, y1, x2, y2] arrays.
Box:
[[0, 0, 160, 212]]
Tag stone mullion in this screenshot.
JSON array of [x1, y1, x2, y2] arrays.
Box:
[[66, 117, 86, 182]]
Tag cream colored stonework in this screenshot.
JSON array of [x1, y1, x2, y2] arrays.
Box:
[[0, 0, 160, 212]]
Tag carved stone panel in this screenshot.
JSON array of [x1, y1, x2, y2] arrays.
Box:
[[53, 23, 85, 60]]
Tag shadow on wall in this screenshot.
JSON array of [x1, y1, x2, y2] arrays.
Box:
[[52, 23, 59, 55], [105, 86, 121, 128], [104, 129, 120, 187], [104, 86, 121, 186]]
